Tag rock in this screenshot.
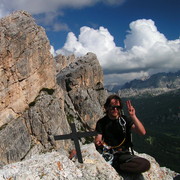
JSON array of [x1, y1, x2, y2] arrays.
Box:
[[0, 11, 108, 165], [0, 88, 72, 164], [57, 53, 108, 130], [0, 144, 178, 180], [0, 116, 31, 164], [55, 54, 75, 74], [0, 11, 56, 127], [135, 152, 178, 180]]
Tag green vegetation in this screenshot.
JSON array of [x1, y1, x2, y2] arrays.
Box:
[[0, 123, 8, 131], [122, 89, 180, 172], [66, 114, 74, 124], [40, 88, 55, 95]]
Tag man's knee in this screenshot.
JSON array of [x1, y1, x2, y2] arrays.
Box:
[[136, 157, 151, 172], [119, 157, 151, 173]]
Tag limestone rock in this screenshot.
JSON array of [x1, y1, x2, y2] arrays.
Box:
[[0, 116, 31, 164], [0, 11, 108, 166], [55, 54, 75, 74], [0, 144, 178, 180], [57, 53, 108, 130], [0, 87, 72, 165], [135, 152, 178, 180], [0, 11, 56, 127]]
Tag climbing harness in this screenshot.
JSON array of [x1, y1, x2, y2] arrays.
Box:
[[102, 117, 127, 164]]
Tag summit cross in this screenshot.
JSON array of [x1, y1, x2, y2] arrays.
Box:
[[54, 123, 97, 163]]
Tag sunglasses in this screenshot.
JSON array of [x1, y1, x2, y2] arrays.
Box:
[[109, 105, 121, 110]]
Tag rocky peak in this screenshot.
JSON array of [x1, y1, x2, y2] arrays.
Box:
[[0, 11, 55, 127], [0, 11, 107, 166], [57, 52, 108, 129]]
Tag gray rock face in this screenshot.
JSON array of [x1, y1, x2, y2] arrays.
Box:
[[57, 52, 108, 130], [0, 88, 72, 164], [55, 54, 75, 74], [0, 117, 31, 164]]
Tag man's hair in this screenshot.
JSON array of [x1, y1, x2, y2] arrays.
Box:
[[104, 94, 123, 110]]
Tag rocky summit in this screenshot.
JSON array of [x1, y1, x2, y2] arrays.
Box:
[[0, 144, 178, 180], [0, 11, 179, 179]]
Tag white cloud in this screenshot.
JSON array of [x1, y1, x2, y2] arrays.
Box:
[[0, 3, 9, 17], [104, 71, 149, 86], [0, 0, 124, 18], [0, 0, 125, 32], [103, 0, 125, 5], [52, 22, 70, 32], [124, 19, 166, 50], [56, 19, 180, 85], [0, 0, 94, 16], [50, 46, 57, 57]]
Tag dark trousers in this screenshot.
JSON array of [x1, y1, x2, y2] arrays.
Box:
[[112, 151, 151, 174]]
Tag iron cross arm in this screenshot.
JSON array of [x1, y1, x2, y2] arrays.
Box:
[[54, 123, 98, 163]]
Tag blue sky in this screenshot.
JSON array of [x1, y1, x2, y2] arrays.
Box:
[[0, 0, 180, 85], [45, 0, 180, 50]]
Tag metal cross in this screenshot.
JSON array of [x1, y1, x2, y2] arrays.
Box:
[[54, 123, 97, 163]]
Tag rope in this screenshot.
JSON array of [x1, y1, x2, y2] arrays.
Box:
[[103, 137, 126, 150]]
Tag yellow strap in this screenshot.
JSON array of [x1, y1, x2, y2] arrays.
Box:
[[103, 138, 126, 149]]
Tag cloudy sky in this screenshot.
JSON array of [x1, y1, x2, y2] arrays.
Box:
[[0, 0, 180, 86]]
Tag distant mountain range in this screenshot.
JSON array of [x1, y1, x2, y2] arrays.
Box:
[[105, 71, 180, 97]]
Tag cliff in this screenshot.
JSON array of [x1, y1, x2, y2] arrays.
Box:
[[0, 11, 179, 179], [0, 10, 107, 165]]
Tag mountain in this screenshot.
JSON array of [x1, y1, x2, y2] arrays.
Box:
[[0, 143, 179, 180], [122, 71, 180, 89], [106, 71, 180, 96], [0, 11, 179, 179], [0, 10, 107, 165]]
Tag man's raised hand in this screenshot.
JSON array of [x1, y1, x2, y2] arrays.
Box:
[[126, 100, 136, 117]]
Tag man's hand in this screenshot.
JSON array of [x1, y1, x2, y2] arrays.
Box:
[[95, 134, 103, 146], [127, 100, 146, 135], [126, 100, 136, 117]]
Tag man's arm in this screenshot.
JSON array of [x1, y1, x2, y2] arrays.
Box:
[[126, 100, 146, 135]]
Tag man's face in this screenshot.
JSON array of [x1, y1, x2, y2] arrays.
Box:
[[107, 99, 121, 119]]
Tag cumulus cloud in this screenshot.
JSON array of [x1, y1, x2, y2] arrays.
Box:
[[56, 19, 180, 85], [50, 46, 57, 57]]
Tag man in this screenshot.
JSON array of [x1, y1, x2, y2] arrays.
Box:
[[95, 95, 150, 177]]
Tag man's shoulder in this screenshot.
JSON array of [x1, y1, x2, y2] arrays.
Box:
[[122, 115, 133, 127], [97, 115, 109, 124]]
